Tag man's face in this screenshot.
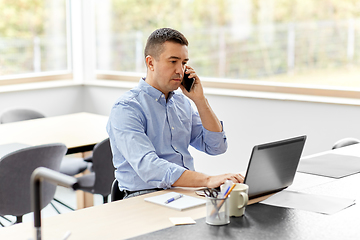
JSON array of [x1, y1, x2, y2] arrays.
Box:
[[148, 41, 189, 97]]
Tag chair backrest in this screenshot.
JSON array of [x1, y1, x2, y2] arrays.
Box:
[[332, 137, 360, 150], [0, 143, 67, 216], [0, 108, 45, 124], [91, 138, 115, 197], [111, 179, 125, 202]]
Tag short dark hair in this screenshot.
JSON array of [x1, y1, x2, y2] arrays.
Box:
[[144, 28, 188, 61]]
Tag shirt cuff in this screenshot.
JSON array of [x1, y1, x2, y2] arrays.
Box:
[[158, 164, 186, 189], [202, 121, 227, 145]]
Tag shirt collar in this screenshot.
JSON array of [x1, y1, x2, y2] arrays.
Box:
[[138, 78, 175, 102]]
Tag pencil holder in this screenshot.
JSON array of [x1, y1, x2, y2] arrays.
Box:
[[205, 196, 230, 225]]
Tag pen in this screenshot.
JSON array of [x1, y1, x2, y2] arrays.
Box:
[[220, 186, 231, 198], [62, 231, 71, 240], [164, 194, 183, 204]]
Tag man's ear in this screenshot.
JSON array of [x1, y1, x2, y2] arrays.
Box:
[[145, 55, 155, 71]]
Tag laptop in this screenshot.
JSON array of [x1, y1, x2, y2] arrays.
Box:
[[244, 135, 307, 199]]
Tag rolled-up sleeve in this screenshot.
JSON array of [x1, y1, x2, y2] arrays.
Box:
[[190, 109, 228, 155], [140, 152, 186, 189], [201, 121, 228, 155]]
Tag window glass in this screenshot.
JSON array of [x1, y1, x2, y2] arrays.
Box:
[[0, 0, 69, 77], [95, 0, 360, 88]]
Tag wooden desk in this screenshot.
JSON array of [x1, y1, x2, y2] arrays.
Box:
[[0, 112, 108, 155], [0, 188, 207, 239], [0, 145, 359, 239], [0, 112, 109, 209]]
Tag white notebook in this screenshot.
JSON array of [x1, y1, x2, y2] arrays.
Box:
[[144, 192, 206, 211]]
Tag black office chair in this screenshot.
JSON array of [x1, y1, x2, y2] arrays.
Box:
[[76, 138, 115, 203], [332, 137, 360, 150], [0, 143, 67, 226], [0, 108, 89, 212], [111, 179, 125, 202]]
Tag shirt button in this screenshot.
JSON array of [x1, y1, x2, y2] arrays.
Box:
[[172, 127, 174, 130], [174, 146, 177, 150], [155, 98, 158, 101]]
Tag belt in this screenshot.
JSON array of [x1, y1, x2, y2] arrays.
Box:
[[123, 188, 163, 196]]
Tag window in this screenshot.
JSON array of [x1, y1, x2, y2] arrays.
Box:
[[1, 0, 359, 98], [0, 0, 70, 81], [95, 0, 360, 91]]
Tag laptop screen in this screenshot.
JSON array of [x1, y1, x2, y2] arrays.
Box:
[[244, 135, 306, 199]]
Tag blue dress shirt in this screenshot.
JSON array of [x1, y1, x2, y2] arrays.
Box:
[[107, 79, 227, 191]]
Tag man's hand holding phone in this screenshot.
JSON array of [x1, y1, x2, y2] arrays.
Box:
[[181, 66, 222, 133]]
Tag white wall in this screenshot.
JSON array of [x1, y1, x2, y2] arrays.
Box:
[[0, 85, 84, 117], [82, 84, 126, 116], [1, 84, 360, 175]]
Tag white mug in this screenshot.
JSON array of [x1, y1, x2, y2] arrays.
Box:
[[225, 183, 249, 217]]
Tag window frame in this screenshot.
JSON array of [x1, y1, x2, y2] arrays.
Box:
[[96, 70, 360, 100], [0, 0, 96, 86], [0, 72, 73, 86]]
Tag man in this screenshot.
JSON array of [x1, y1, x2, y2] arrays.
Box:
[[107, 28, 243, 199]]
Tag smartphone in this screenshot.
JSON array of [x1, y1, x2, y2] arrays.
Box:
[[181, 69, 195, 92]]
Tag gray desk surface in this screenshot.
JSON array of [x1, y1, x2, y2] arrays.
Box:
[[131, 172, 360, 240]]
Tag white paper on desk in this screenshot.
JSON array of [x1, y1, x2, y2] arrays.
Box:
[[169, 217, 196, 225], [261, 190, 355, 215], [144, 192, 206, 211]]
